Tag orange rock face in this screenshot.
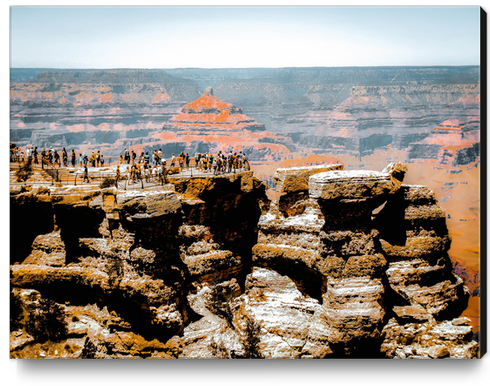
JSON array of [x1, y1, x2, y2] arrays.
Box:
[[165, 87, 266, 133], [152, 88, 291, 160]]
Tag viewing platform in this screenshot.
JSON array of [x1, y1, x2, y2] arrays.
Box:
[[9, 158, 252, 191]]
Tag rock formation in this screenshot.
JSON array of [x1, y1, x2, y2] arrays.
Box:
[[407, 120, 480, 166], [163, 86, 266, 133], [10, 162, 477, 359], [148, 87, 294, 161]]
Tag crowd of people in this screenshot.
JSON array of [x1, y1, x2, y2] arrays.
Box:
[[10, 145, 108, 169], [116, 148, 249, 185], [118, 148, 248, 175], [194, 150, 248, 174], [11, 144, 250, 186]]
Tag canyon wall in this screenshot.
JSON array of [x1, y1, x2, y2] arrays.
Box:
[[10, 70, 201, 158], [10, 67, 480, 162]]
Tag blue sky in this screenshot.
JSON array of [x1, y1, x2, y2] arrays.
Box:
[[10, 5, 481, 68]]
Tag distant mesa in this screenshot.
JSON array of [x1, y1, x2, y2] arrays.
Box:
[[162, 88, 266, 133], [148, 88, 291, 160], [407, 119, 480, 167]]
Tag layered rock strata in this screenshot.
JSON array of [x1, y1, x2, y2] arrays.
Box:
[[150, 87, 294, 161], [304, 163, 406, 355], [10, 70, 202, 156], [10, 163, 476, 358], [164, 86, 266, 133], [375, 184, 469, 322], [253, 163, 343, 297], [10, 171, 269, 351], [10, 68, 480, 164], [243, 161, 474, 358]]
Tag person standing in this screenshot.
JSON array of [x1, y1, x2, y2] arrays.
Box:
[[179, 151, 185, 168], [153, 149, 159, 165], [26, 146, 32, 163], [54, 150, 60, 167], [62, 147, 68, 167], [157, 163, 162, 182], [83, 164, 89, 183], [228, 154, 233, 173], [40, 149, 45, 168], [238, 151, 243, 169]]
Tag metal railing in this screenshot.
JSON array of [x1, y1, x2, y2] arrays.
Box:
[[43, 163, 60, 185], [69, 173, 171, 191]]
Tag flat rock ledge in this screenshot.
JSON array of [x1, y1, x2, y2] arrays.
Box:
[[309, 170, 400, 201]]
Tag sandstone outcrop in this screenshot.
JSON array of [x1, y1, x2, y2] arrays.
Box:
[[242, 161, 474, 357], [375, 184, 469, 322], [10, 163, 477, 359]]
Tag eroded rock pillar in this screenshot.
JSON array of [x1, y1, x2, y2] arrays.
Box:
[[309, 168, 405, 355]]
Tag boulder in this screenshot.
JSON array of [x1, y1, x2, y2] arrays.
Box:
[[274, 163, 343, 194], [428, 345, 450, 359]]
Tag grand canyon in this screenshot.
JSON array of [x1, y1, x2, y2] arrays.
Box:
[[9, 66, 481, 358]]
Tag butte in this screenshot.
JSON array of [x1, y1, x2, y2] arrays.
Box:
[[147, 87, 293, 162]]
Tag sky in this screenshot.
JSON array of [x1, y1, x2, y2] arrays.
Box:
[[9, 4, 481, 69]]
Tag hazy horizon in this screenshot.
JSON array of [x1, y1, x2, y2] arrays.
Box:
[[10, 6, 481, 69], [10, 64, 481, 70]]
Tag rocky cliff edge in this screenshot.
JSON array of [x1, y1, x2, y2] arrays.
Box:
[[10, 165, 477, 358]]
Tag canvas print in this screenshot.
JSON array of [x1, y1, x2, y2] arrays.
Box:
[[9, 6, 483, 359]]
